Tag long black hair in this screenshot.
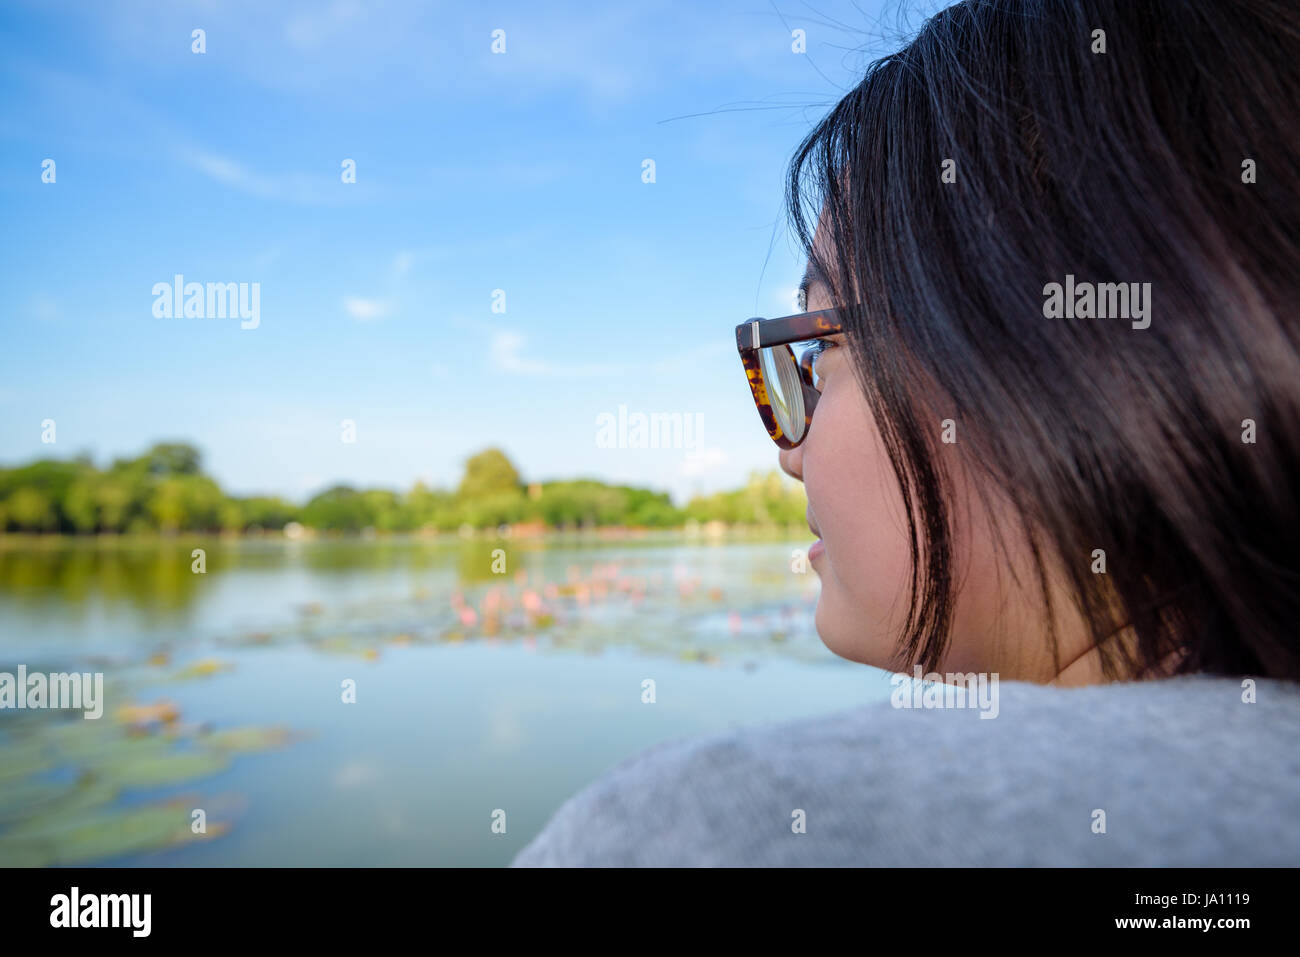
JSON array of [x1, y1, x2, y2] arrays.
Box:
[[785, 0, 1300, 680]]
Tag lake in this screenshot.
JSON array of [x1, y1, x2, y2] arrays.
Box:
[[0, 534, 895, 866]]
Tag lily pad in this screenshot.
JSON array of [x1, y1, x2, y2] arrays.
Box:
[[0, 802, 230, 866], [0, 739, 53, 783], [0, 779, 72, 826], [0, 839, 48, 867], [95, 750, 231, 789], [5, 778, 120, 835], [171, 658, 234, 681], [113, 699, 181, 728], [198, 726, 296, 753], [42, 720, 174, 764]]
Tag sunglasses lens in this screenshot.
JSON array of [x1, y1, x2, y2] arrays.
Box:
[[758, 345, 806, 443]]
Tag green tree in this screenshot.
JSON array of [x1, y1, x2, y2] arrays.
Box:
[[63, 477, 100, 532], [140, 442, 202, 476], [405, 481, 459, 530], [361, 489, 406, 531], [301, 485, 371, 532], [95, 475, 139, 531], [684, 470, 805, 525], [146, 474, 224, 532], [3, 487, 57, 531], [459, 491, 527, 528], [457, 448, 522, 499], [235, 496, 299, 530], [219, 499, 245, 532]]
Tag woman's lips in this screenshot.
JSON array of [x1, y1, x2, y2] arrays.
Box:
[[806, 509, 824, 562]]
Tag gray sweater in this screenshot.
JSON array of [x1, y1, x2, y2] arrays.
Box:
[[511, 674, 1300, 866]]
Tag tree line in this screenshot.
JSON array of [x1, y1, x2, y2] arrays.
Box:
[[0, 443, 807, 534]]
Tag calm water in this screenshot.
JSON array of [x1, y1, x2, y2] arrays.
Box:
[[0, 535, 894, 866]]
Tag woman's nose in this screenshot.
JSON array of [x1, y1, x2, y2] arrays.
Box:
[[779, 442, 804, 482]]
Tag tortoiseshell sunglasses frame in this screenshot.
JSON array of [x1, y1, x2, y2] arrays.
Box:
[[735, 308, 844, 449]]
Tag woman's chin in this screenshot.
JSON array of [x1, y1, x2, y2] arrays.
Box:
[[813, 588, 903, 669], [814, 600, 870, 665]]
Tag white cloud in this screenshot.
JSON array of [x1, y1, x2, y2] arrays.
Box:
[[391, 251, 415, 276], [490, 331, 551, 374], [180, 147, 275, 194], [177, 146, 343, 205], [488, 330, 616, 377], [344, 297, 391, 321]]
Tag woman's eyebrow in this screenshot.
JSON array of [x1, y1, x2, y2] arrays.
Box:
[[799, 261, 826, 310]]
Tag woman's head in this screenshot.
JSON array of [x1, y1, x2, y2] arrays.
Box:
[[780, 0, 1300, 683]]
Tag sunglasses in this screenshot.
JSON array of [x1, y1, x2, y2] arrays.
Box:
[[735, 306, 844, 449]]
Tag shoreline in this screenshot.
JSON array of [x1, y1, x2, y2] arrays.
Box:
[[0, 524, 811, 547]]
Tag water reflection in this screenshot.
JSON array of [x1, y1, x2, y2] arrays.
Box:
[[0, 534, 852, 866]]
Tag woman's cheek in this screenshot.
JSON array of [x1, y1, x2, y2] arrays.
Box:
[[803, 380, 915, 662]]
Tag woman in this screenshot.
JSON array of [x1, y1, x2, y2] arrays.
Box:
[[514, 0, 1300, 866]]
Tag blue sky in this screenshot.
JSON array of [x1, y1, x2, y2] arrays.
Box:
[[0, 0, 927, 503]]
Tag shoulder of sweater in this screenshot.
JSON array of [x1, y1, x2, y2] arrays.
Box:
[[589, 673, 1297, 782], [511, 674, 1300, 866]]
